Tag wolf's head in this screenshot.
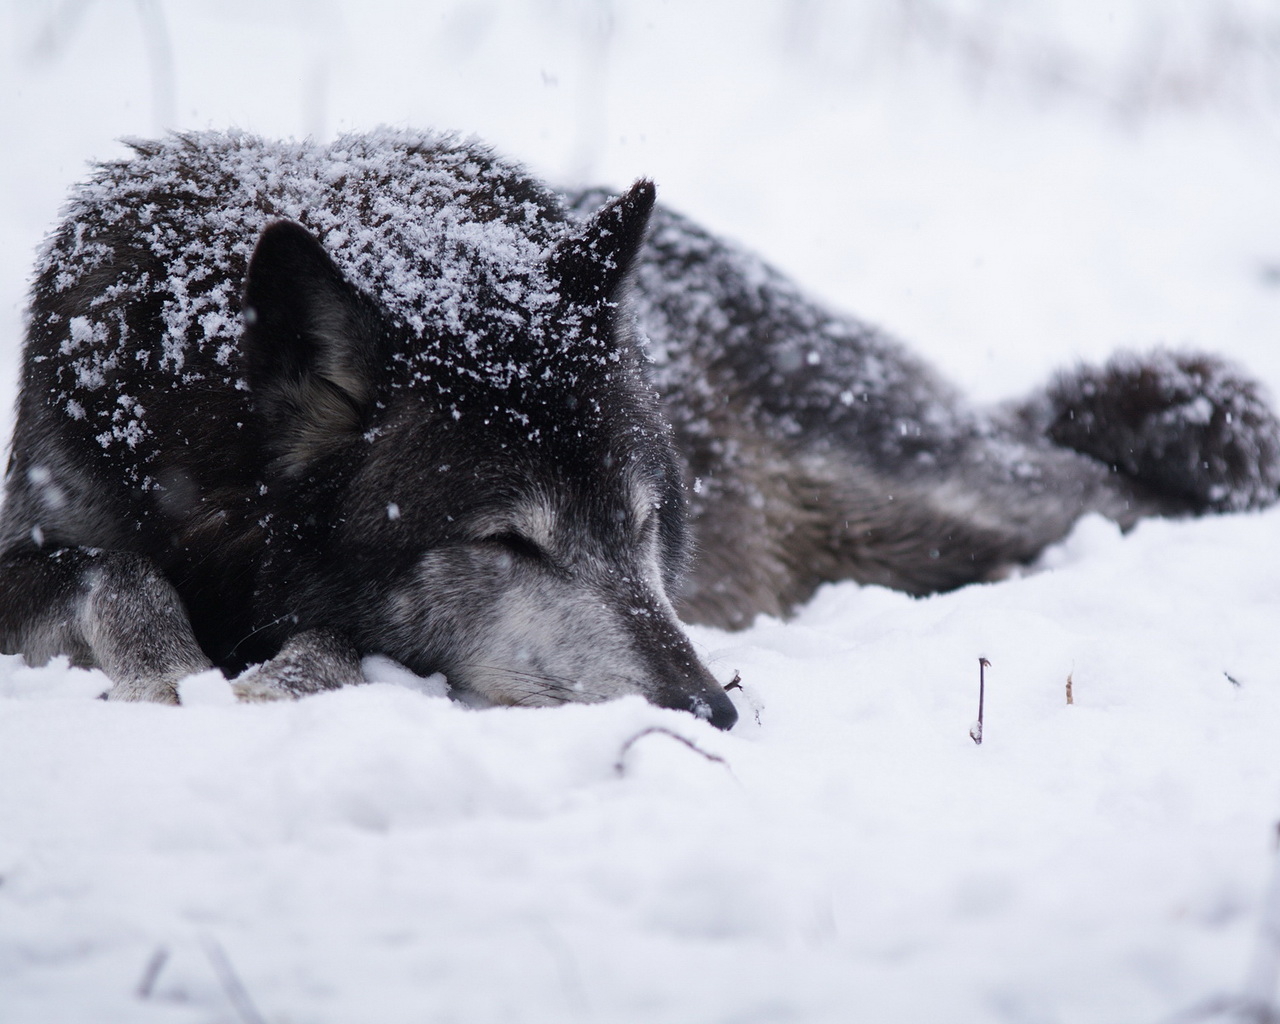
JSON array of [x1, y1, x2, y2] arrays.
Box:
[[239, 181, 737, 729]]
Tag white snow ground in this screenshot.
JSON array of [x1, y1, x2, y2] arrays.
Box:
[[3, 2, 1280, 1022]]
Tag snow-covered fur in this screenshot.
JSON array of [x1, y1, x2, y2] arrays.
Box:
[[1, 131, 1276, 721], [567, 191, 1280, 627], [0, 130, 734, 727], [1027, 350, 1280, 513]]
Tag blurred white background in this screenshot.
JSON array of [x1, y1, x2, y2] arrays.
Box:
[[3, 1, 1279, 405], [4, 7, 1280, 1022]]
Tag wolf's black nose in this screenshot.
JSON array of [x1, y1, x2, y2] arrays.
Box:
[[705, 688, 738, 731]]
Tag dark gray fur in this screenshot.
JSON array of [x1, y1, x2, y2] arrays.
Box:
[[567, 191, 1280, 627], [2, 131, 1277, 728]]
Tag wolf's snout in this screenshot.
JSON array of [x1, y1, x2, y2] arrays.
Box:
[[649, 657, 739, 730], [652, 679, 737, 730], [702, 687, 739, 731]]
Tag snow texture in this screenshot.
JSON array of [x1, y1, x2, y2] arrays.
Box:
[[3, 2, 1280, 1023]]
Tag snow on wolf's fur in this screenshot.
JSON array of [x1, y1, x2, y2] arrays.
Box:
[[8, 129, 743, 725], [38, 128, 594, 456]]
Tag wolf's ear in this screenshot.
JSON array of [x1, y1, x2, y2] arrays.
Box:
[[548, 179, 655, 307], [242, 220, 381, 470]]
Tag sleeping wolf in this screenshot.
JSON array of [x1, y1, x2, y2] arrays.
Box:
[[2, 131, 1276, 730]]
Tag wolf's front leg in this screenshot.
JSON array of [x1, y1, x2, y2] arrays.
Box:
[[0, 547, 212, 702], [231, 628, 364, 702]]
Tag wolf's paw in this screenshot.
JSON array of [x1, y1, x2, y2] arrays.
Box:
[[1038, 350, 1280, 513], [231, 629, 365, 702], [103, 676, 182, 704], [230, 668, 295, 703]]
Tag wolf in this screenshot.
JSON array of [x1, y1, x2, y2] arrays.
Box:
[[1, 131, 1276, 731]]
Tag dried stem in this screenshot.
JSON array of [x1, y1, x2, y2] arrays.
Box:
[[202, 938, 268, 1024], [614, 726, 729, 776], [970, 657, 990, 745], [135, 945, 169, 999]]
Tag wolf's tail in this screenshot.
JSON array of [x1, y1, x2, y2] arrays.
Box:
[[1016, 349, 1280, 513]]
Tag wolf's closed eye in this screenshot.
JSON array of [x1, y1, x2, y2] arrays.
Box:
[[486, 532, 545, 563]]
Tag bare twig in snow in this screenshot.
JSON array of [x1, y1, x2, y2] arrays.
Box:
[[970, 657, 989, 745], [202, 938, 268, 1024], [720, 669, 762, 725], [1066, 672, 1074, 705], [135, 945, 169, 999], [614, 726, 729, 777], [1226, 672, 1243, 689]]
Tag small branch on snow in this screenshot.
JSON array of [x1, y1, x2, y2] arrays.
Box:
[[202, 938, 268, 1024], [721, 670, 763, 726], [1226, 671, 1243, 689], [1066, 672, 1074, 706], [614, 727, 730, 777], [970, 657, 989, 745], [135, 945, 169, 999]]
